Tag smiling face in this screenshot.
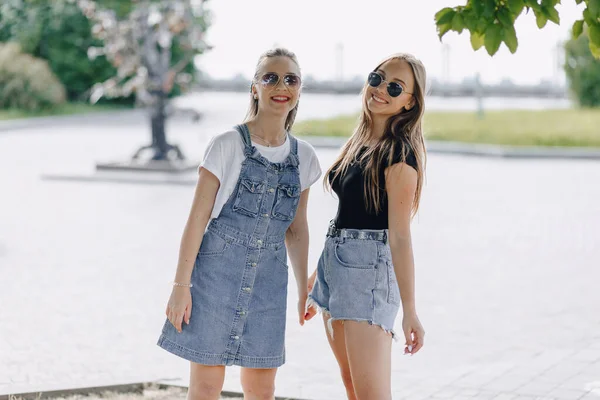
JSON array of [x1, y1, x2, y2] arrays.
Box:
[[251, 56, 301, 118], [365, 58, 415, 117]]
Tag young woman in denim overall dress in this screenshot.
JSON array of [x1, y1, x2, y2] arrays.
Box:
[[158, 48, 321, 399], [307, 53, 427, 400]]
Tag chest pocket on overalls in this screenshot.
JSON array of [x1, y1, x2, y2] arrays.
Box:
[[271, 184, 301, 221], [233, 179, 265, 217]]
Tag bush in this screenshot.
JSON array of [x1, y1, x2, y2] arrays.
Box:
[[564, 30, 600, 107], [0, 42, 66, 111], [0, 0, 123, 103]]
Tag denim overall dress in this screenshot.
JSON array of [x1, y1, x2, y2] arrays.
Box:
[[157, 124, 301, 368]]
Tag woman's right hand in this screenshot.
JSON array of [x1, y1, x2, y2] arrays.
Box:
[[305, 270, 318, 321], [308, 269, 317, 293], [166, 286, 192, 333]]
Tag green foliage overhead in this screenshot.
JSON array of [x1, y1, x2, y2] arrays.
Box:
[[435, 0, 600, 58]]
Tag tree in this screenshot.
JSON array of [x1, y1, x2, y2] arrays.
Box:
[[77, 0, 211, 164], [565, 29, 600, 105], [435, 0, 600, 58], [0, 0, 120, 102]]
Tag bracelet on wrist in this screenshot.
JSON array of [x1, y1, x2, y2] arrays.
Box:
[[173, 281, 193, 288]]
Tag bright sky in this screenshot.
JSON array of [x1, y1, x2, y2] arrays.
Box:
[[195, 0, 583, 85]]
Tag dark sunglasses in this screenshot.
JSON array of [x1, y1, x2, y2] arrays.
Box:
[[259, 72, 301, 88], [367, 71, 412, 98]]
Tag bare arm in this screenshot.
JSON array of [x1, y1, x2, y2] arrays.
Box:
[[166, 167, 219, 333], [173, 167, 220, 284], [285, 188, 311, 325], [386, 162, 425, 354]]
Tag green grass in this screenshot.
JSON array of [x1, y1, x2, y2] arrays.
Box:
[[0, 103, 125, 121], [294, 109, 600, 147]]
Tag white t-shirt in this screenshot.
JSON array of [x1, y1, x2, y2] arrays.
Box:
[[200, 129, 322, 220]]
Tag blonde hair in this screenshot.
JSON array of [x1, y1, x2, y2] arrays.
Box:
[[325, 53, 427, 217], [244, 48, 301, 131]]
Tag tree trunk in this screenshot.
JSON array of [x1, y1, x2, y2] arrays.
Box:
[[150, 92, 168, 160]]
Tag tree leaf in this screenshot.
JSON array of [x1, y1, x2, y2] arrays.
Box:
[[483, 0, 496, 18], [590, 24, 600, 47], [525, 0, 541, 11], [535, 11, 548, 28], [504, 25, 518, 53], [544, 6, 560, 24], [435, 7, 456, 25], [507, 0, 525, 15], [590, 40, 600, 58], [472, 0, 484, 16], [583, 9, 595, 26], [484, 23, 503, 55], [437, 23, 453, 39], [478, 18, 490, 33], [452, 12, 466, 33], [470, 31, 485, 50], [589, 0, 600, 19], [572, 19, 584, 39], [462, 10, 479, 31], [498, 7, 514, 27]]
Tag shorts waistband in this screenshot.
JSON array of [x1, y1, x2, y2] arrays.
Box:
[[326, 222, 388, 243]]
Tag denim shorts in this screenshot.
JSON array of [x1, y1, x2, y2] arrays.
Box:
[[308, 225, 400, 340]]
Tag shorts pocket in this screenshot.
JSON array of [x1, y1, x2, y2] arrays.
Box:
[[333, 240, 377, 269], [386, 261, 400, 305]]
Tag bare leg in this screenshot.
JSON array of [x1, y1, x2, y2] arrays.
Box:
[[187, 363, 225, 400], [323, 315, 357, 400], [240, 367, 278, 400], [344, 321, 393, 400]]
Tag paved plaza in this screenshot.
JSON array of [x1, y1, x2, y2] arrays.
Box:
[[1, 99, 599, 399]]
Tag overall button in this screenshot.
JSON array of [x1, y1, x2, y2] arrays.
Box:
[[251, 262, 257, 267], [238, 311, 246, 315], [256, 239, 263, 246], [232, 335, 240, 340], [262, 213, 269, 218], [269, 188, 275, 193], [243, 287, 252, 292]]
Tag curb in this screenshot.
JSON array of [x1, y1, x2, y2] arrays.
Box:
[[300, 136, 600, 160], [0, 109, 146, 133], [1, 381, 307, 400], [0, 382, 145, 400]]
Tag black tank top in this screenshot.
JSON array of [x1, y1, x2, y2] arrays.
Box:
[[330, 144, 418, 230]]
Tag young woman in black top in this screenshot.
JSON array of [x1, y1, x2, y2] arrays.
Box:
[[307, 53, 427, 399]]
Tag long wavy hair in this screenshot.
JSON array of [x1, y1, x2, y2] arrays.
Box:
[[243, 48, 301, 131], [325, 53, 427, 217]]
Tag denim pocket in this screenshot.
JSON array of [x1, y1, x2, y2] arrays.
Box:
[[233, 179, 265, 217], [386, 261, 400, 305], [198, 230, 230, 257], [333, 240, 377, 269], [273, 245, 289, 269], [271, 184, 301, 221]]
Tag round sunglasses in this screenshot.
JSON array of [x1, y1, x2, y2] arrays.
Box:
[[367, 71, 412, 98], [259, 72, 301, 89]]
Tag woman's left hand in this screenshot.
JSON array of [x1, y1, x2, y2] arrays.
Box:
[[298, 292, 317, 326], [402, 311, 425, 355]]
